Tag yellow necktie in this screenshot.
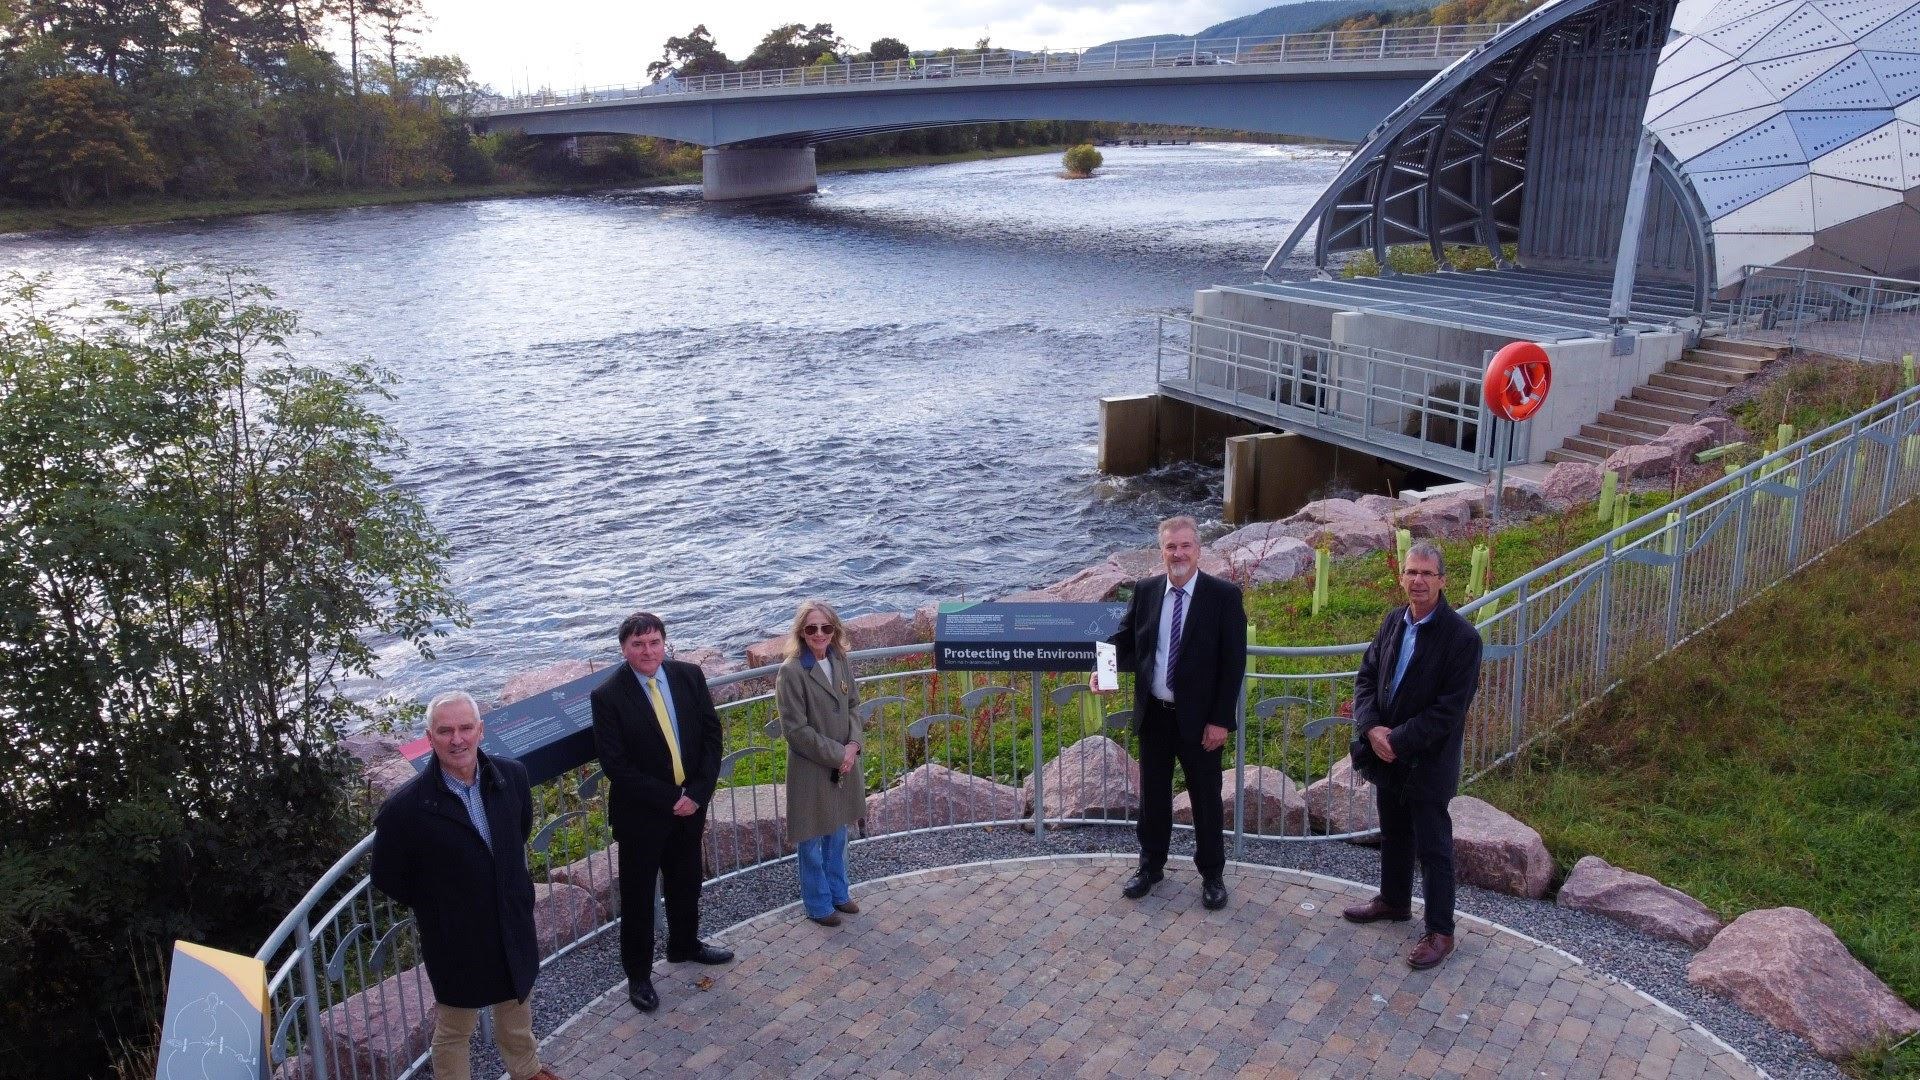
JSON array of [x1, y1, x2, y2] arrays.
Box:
[[646, 676, 686, 785]]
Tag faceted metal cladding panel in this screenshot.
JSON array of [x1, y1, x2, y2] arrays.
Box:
[[1651, 0, 1920, 283]]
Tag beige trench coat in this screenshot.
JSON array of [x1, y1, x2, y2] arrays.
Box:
[[775, 649, 866, 843]]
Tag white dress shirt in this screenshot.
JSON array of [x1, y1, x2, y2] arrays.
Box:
[[1150, 577, 1195, 703]]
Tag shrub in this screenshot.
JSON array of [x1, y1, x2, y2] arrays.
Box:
[[0, 269, 465, 1077], [1062, 143, 1104, 177]]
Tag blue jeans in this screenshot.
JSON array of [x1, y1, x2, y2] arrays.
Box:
[[796, 825, 850, 918]]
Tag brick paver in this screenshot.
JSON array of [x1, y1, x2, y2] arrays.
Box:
[[542, 857, 1758, 1079]]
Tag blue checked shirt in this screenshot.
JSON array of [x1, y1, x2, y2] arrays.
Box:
[[442, 767, 493, 852]]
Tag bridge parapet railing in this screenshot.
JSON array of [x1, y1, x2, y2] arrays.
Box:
[[475, 24, 1509, 115], [1156, 312, 1521, 475], [1728, 264, 1920, 364], [252, 379, 1920, 1080]]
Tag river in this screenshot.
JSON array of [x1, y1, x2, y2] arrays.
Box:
[[0, 142, 1346, 701]]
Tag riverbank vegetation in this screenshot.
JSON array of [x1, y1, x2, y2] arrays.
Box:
[[0, 271, 464, 1079], [1473, 498, 1920, 1077]]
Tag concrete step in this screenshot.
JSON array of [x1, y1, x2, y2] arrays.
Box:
[[1599, 409, 1673, 436], [1546, 446, 1604, 465], [1698, 337, 1786, 361], [1649, 371, 1731, 397], [1668, 360, 1748, 386], [1684, 348, 1769, 373], [1634, 385, 1714, 412], [1616, 397, 1697, 425], [1581, 423, 1654, 447], [1562, 435, 1619, 460]]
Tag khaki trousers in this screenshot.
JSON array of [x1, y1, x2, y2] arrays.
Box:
[[430, 994, 543, 1080]]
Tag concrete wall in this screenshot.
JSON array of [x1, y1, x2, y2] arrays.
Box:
[[1523, 331, 1686, 451], [701, 147, 817, 201]]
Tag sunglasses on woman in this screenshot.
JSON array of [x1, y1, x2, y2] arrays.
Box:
[[803, 623, 834, 636]]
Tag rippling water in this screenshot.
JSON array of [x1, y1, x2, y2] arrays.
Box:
[[0, 142, 1346, 701]]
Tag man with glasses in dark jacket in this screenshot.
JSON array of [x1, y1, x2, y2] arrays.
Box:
[[371, 691, 561, 1080], [1343, 541, 1483, 970]]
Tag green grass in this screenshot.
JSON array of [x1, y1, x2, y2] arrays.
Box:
[[1472, 498, 1920, 1076]]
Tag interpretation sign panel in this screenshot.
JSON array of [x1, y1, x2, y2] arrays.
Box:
[[401, 666, 605, 787], [934, 601, 1127, 671], [157, 941, 267, 1080]]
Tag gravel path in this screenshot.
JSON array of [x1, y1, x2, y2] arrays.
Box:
[[449, 825, 1843, 1080]]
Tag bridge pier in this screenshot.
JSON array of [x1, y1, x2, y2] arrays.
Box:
[[701, 146, 817, 201]]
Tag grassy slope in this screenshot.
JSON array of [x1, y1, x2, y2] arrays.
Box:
[[1473, 498, 1920, 1073]]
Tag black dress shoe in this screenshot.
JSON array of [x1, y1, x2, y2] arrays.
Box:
[[1202, 878, 1228, 910], [1121, 868, 1164, 899], [628, 978, 658, 1013], [666, 941, 734, 965]]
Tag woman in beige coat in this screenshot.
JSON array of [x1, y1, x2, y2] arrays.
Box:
[[775, 600, 865, 926]]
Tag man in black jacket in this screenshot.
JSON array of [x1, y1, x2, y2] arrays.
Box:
[[591, 611, 731, 1015], [1342, 541, 1483, 970], [371, 691, 560, 1080], [1103, 515, 1248, 911]]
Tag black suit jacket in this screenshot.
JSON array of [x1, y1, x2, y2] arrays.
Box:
[[1109, 570, 1248, 739], [590, 659, 725, 833], [370, 751, 537, 1009], [1351, 594, 1483, 801]]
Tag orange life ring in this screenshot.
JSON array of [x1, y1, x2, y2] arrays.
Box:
[[1483, 342, 1552, 423]]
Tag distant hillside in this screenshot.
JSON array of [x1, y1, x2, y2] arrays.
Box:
[[1095, 0, 1543, 47]]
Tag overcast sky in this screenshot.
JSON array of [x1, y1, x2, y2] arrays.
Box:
[[418, 0, 1266, 93]]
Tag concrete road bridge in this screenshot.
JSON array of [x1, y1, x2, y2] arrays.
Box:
[[474, 26, 1507, 199]]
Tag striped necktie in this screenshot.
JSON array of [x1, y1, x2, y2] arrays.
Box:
[[1167, 585, 1186, 680], [646, 676, 686, 785]]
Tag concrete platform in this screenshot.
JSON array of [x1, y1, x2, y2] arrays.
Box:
[[539, 856, 1759, 1078]]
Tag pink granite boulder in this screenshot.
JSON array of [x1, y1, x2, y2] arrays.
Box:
[[1300, 517, 1395, 557], [1025, 734, 1141, 823], [1223, 537, 1315, 585], [547, 844, 621, 916], [912, 603, 940, 642], [1301, 756, 1379, 838], [342, 731, 417, 801], [1543, 461, 1603, 508], [315, 965, 437, 1080], [1209, 519, 1301, 555], [844, 611, 915, 650], [1286, 497, 1377, 525], [1449, 795, 1552, 898], [744, 633, 788, 671], [702, 782, 790, 873], [1176, 766, 1309, 835], [501, 660, 603, 706], [1651, 422, 1716, 459], [1045, 565, 1130, 602], [1688, 907, 1920, 1060], [1390, 494, 1478, 539], [1555, 855, 1723, 948], [1603, 441, 1683, 480], [676, 646, 747, 703], [531, 882, 603, 957], [864, 762, 1025, 835], [1354, 494, 1403, 517]]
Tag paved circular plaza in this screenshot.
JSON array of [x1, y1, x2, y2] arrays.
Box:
[[542, 856, 1760, 1079]]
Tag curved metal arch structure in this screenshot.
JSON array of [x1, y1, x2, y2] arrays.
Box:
[[1262, 0, 1693, 288]]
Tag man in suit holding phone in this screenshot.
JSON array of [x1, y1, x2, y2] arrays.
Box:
[[591, 611, 733, 1014], [1342, 541, 1483, 970], [1100, 515, 1247, 910]]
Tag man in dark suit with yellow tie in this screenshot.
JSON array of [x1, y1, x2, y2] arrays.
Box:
[[590, 611, 732, 1014], [1102, 515, 1247, 911]]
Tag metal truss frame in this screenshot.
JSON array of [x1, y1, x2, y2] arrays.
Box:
[[1262, 0, 1693, 299]]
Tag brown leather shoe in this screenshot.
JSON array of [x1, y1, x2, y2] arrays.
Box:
[[809, 913, 842, 926], [1341, 898, 1413, 924], [834, 900, 860, 914], [1408, 932, 1454, 970]]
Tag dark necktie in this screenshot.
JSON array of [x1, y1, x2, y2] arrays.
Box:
[[1167, 586, 1186, 681]]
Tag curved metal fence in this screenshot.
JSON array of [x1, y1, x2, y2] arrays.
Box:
[[476, 25, 1509, 116], [255, 381, 1920, 1080]]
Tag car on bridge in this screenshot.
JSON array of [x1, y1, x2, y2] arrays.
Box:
[[1171, 51, 1237, 66]]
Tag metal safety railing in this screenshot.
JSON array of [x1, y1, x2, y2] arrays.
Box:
[[255, 380, 1920, 1080], [476, 24, 1509, 115], [1728, 265, 1920, 363], [1155, 312, 1528, 477]]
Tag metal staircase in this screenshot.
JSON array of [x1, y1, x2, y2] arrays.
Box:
[[1545, 338, 1782, 464]]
